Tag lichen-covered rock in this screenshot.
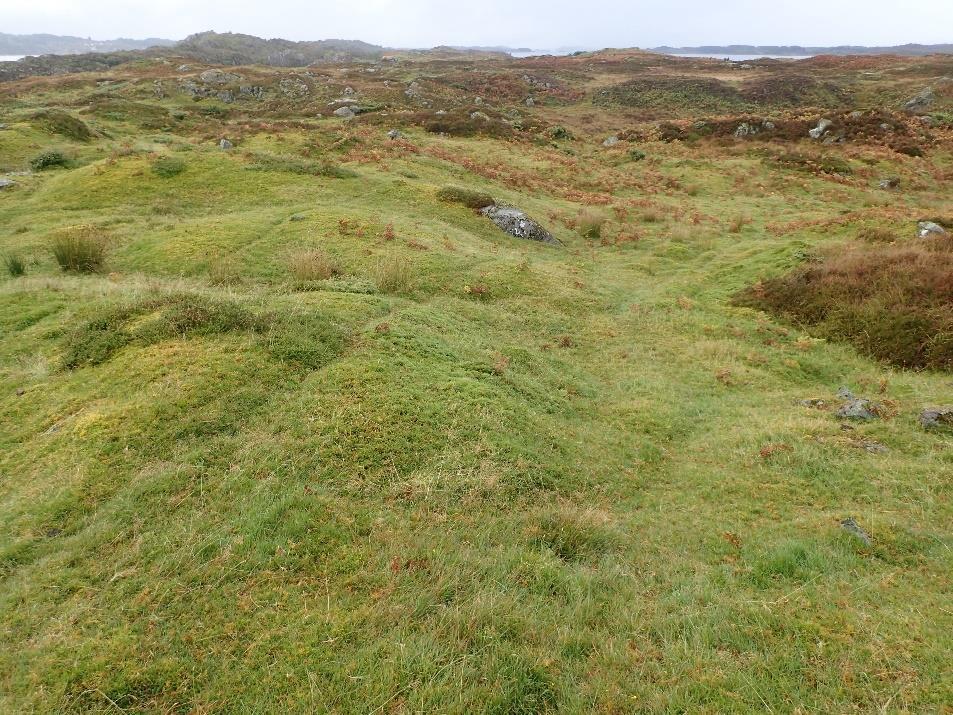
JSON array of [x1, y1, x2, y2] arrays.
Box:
[[480, 205, 560, 245], [200, 69, 241, 85], [602, 135, 620, 147], [278, 78, 310, 98]]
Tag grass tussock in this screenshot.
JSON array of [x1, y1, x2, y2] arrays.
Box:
[[4, 254, 26, 277], [736, 237, 953, 369], [50, 226, 106, 273], [373, 254, 413, 293], [288, 248, 342, 281], [151, 156, 186, 178], [30, 150, 69, 171], [436, 186, 495, 209], [576, 209, 607, 239]]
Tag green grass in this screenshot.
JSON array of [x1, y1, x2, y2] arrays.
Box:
[[0, 52, 951, 714]]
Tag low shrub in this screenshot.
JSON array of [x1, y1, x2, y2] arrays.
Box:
[[152, 156, 186, 178], [50, 226, 105, 273], [288, 248, 342, 281], [629, 148, 647, 162], [436, 186, 495, 209], [30, 151, 69, 171], [735, 236, 953, 370], [4, 254, 25, 277]]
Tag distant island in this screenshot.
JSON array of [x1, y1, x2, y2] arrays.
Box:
[[0, 32, 175, 56], [652, 43, 953, 56]]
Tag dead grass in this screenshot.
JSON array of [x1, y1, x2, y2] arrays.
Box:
[[288, 248, 342, 281]]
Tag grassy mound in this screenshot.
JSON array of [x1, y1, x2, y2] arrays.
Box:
[[31, 109, 94, 141], [736, 237, 953, 370]]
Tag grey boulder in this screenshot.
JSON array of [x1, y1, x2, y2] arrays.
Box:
[[918, 221, 947, 238], [219, 138, 233, 150], [333, 106, 356, 119], [904, 87, 935, 113], [809, 118, 833, 139], [0, 178, 15, 189], [480, 205, 560, 245]]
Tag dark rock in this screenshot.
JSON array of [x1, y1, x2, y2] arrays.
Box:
[[480, 205, 561, 245], [840, 517, 872, 546], [878, 177, 900, 190], [919, 406, 953, 430]]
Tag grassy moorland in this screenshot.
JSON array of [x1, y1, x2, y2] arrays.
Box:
[[0, 48, 951, 712]]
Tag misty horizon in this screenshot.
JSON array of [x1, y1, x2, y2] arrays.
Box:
[[2, 0, 952, 50]]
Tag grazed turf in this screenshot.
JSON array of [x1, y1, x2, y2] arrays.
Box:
[[0, 49, 951, 713]]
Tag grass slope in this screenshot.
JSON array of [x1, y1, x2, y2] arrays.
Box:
[[0, 51, 951, 713]]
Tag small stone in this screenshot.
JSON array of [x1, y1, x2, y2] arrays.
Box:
[[0, 178, 15, 189], [524, 97, 535, 107], [289, 214, 306, 222], [797, 398, 828, 409], [333, 106, 356, 119], [918, 221, 947, 238], [919, 406, 953, 430], [840, 517, 872, 546], [387, 129, 403, 140], [761, 120, 776, 130], [469, 111, 490, 121], [602, 135, 620, 147], [219, 138, 233, 150], [878, 178, 900, 190], [342, 86, 355, 95], [848, 110, 864, 119]]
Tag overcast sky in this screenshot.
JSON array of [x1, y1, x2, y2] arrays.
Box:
[[2, 0, 952, 49]]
